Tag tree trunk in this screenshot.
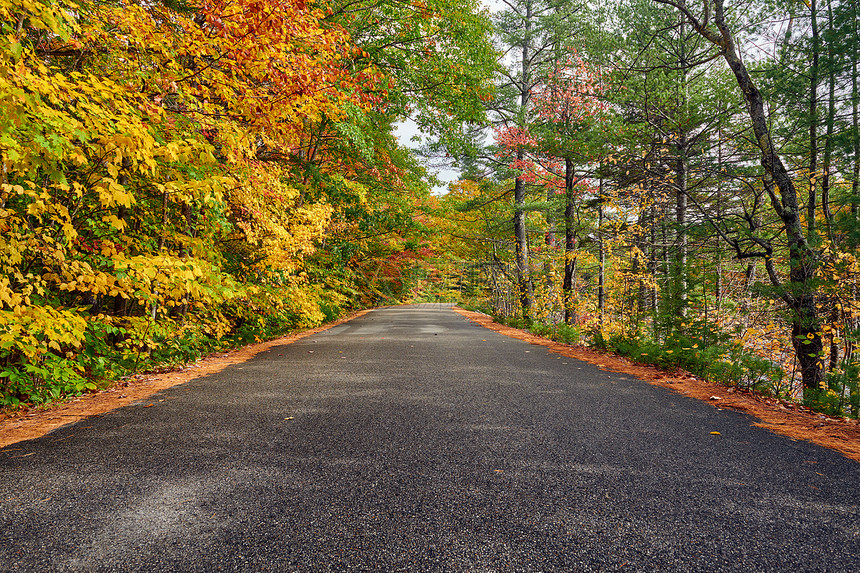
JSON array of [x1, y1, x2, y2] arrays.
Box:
[[675, 18, 689, 317], [715, 129, 723, 310], [807, 0, 820, 236], [820, 0, 836, 239], [650, 204, 658, 317], [514, 177, 533, 319], [851, 0, 859, 248], [513, 0, 534, 320], [544, 186, 557, 315], [563, 158, 577, 324], [675, 130, 689, 317], [638, 210, 649, 314], [597, 180, 605, 327]]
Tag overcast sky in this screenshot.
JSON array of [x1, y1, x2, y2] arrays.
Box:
[[392, 119, 461, 195]]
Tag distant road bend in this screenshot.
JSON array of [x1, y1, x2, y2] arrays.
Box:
[[1, 303, 859, 572]]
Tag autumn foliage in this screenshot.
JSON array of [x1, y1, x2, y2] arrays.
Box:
[[0, 0, 493, 406]]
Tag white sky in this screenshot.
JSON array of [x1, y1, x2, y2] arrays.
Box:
[[393, 119, 460, 195]]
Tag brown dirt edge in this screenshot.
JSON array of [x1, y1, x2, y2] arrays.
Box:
[[0, 310, 372, 449], [453, 307, 860, 463]]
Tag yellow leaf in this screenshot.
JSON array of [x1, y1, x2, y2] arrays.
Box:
[[26, 201, 45, 216], [102, 214, 126, 230]]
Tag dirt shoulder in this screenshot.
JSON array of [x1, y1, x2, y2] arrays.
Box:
[[453, 307, 860, 463], [0, 310, 371, 449]]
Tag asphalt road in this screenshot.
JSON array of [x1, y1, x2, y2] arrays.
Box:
[[1, 303, 859, 572]]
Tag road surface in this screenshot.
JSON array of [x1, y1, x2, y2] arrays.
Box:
[[1, 304, 859, 571]]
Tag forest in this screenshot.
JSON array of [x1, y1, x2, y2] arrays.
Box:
[[441, 0, 860, 419], [1, 0, 859, 420]]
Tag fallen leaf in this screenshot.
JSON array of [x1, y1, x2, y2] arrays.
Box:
[[710, 431, 721, 435]]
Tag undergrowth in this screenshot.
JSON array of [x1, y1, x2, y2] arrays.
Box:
[[0, 289, 354, 410]]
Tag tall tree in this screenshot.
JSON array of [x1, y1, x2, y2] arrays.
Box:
[[529, 51, 609, 323], [653, 0, 825, 392], [492, 0, 578, 319]]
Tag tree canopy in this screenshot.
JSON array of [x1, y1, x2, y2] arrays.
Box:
[[0, 0, 495, 405]]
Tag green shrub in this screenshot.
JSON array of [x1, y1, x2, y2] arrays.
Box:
[[0, 352, 95, 407], [491, 315, 582, 346], [807, 362, 860, 418], [586, 325, 790, 401], [553, 323, 581, 345], [803, 388, 843, 417]]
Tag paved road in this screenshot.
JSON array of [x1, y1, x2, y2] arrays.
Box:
[[1, 304, 859, 572]]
